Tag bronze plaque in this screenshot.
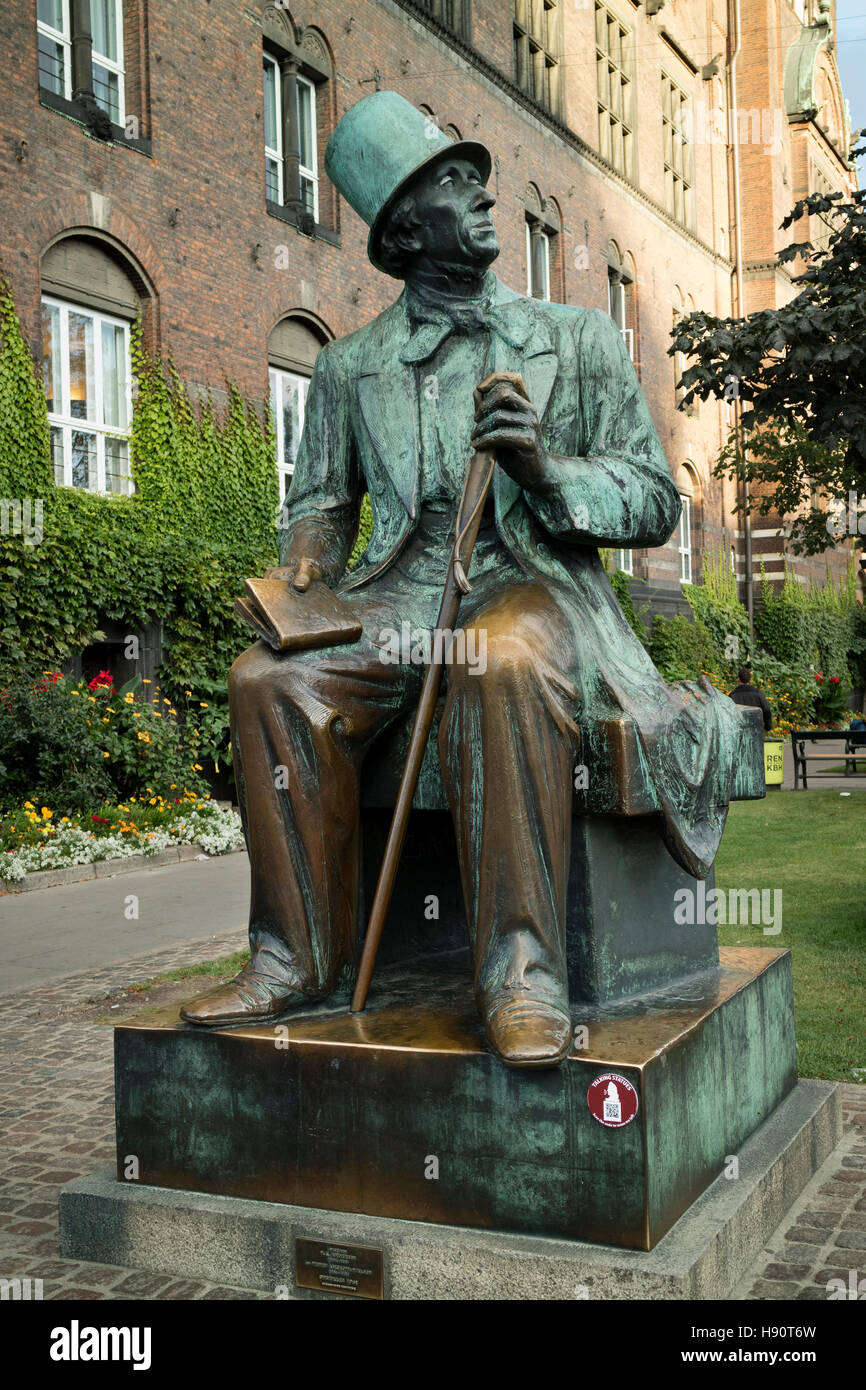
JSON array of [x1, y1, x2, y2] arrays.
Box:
[[295, 1237, 384, 1299]]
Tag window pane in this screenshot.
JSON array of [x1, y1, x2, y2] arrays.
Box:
[[90, 0, 118, 61], [101, 321, 127, 429], [105, 436, 129, 493], [42, 302, 62, 414], [266, 156, 281, 203], [299, 174, 316, 216], [38, 33, 66, 93], [37, 0, 64, 31], [281, 377, 301, 466], [49, 425, 65, 485], [92, 63, 120, 123], [68, 313, 95, 422], [71, 431, 97, 489], [263, 59, 279, 152], [297, 81, 314, 170]]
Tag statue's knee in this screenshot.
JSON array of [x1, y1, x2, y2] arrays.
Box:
[[228, 644, 280, 703], [481, 630, 535, 685]]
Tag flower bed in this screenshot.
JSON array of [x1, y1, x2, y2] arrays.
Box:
[[0, 791, 244, 882]]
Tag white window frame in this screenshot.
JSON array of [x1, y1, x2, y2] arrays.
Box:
[[37, 0, 72, 100], [297, 75, 319, 221], [90, 0, 126, 126], [678, 495, 692, 584], [525, 221, 551, 301], [42, 295, 133, 496], [269, 366, 310, 499], [620, 327, 634, 361], [263, 53, 284, 204], [617, 548, 633, 575]]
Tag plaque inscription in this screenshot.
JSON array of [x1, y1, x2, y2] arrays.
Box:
[[295, 1237, 385, 1299]]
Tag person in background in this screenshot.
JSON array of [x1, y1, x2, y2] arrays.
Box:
[[729, 667, 773, 731]]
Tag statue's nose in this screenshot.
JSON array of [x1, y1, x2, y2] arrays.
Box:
[[472, 186, 495, 212]]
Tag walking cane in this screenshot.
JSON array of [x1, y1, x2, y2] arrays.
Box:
[[350, 377, 527, 1012]]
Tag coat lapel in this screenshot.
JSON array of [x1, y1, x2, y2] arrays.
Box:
[[356, 279, 560, 524]]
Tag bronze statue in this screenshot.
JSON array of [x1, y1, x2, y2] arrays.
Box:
[[181, 91, 745, 1067]]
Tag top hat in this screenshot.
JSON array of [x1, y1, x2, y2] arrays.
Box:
[[324, 90, 492, 275]]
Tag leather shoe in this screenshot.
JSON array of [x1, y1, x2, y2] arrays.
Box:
[[479, 987, 572, 1068], [180, 958, 325, 1026]]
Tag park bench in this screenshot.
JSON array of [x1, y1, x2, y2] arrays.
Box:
[[791, 729, 866, 789]]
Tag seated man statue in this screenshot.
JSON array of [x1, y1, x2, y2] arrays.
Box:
[[182, 91, 743, 1067]]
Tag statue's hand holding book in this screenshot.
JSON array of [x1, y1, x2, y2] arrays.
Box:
[[234, 572, 362, 653]]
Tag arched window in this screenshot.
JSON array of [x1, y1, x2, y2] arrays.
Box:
[[675, 463, 700, 585], [268, 314, 330, 498], [40, 233, 151, 495], [607, 241, 636, 362], [261, 11, 335, 233]]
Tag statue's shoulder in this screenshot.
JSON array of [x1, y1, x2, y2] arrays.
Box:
[[491, 277, 594, 339], [321, 297, 405, 373]]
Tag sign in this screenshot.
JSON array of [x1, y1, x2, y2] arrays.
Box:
[[587, 1072, 638, 1128], [295, 1237, 384, 1299]]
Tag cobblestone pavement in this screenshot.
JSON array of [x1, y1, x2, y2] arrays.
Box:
[[0, 930, 863, 1301]]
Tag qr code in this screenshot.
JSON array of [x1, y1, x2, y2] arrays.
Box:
[[603, 1100, 621, 1121]]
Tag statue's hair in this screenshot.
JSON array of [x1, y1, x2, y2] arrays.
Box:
[[376, 194, 422, 276]]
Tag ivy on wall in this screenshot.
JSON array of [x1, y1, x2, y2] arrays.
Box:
[[0, 279, 280, 766]]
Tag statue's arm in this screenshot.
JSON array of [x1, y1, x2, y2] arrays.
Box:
[[275, 345, 361, 586], [525, 309, 681, 548]]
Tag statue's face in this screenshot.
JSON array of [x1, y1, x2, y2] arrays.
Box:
[[407, 157, 498, 268]]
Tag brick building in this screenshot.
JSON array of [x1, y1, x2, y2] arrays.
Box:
[[0, 0, 858, 631]]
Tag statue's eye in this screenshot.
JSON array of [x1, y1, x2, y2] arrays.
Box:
[[439, 175, 454, 186]]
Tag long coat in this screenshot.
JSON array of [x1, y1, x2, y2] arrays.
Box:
[[279, 273, 749, 878]]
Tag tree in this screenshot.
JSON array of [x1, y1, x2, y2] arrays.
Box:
[[672, 165, 866, 556]]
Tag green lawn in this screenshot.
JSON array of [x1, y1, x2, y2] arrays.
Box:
[[715, 790, 865, 1081]]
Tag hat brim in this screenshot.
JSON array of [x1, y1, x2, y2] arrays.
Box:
[[368, 139, 493, 277]]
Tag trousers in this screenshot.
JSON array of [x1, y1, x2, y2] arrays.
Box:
[[228, 510, 583, 1007]]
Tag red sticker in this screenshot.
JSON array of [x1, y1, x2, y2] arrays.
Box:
[[587, 1072, 639, 1128]]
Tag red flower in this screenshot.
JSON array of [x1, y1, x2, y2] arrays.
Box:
[[830, 676, 840, 685], [88, 669, 115, 693], [91, 814, 111, 825], [814, 673, 824, 684]]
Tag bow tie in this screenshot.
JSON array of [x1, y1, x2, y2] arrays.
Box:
[[400, 296, 531, 364]]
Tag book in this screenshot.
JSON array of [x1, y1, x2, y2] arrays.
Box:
[[234, 577, 363, 653]]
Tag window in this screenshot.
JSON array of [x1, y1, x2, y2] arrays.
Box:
[[607, 244, 636, 361], [617, 548, 633, 575], [410, 1, 471, 41], [677, 495, 692, 583], [37, 0, 71, 98], [595, 2, 634, 179], [263, 53, 283, 203], [42, 297, 132, 494], [661, 73, 694, 229], [296, 76, 319, 220], [268, 315, 329, 498], [269, 368, 310, 499], [513, 1, 562, 117], [261, 15, 333, 231], [525, 220, 551, 300], [37, 0, 125, 127]]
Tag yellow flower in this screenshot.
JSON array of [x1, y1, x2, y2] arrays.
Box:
[[163, 699, 171, 705], [70, 690, 80, 696], [102, 716, 110, 724], [103, 752, 110, 757], [24, 801, 33, 809], [154, 712, 162, 718], [41, 807, 51, 819], [142, 678, 152, 684], [199, 702, 208, 708], [61, 816, 69, 823], [132, 712, 141, 718], [148, 797, 156, 805]]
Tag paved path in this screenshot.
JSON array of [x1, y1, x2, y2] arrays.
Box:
[[0, 927, 862, 1301], [0, 851, 250, 995]]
